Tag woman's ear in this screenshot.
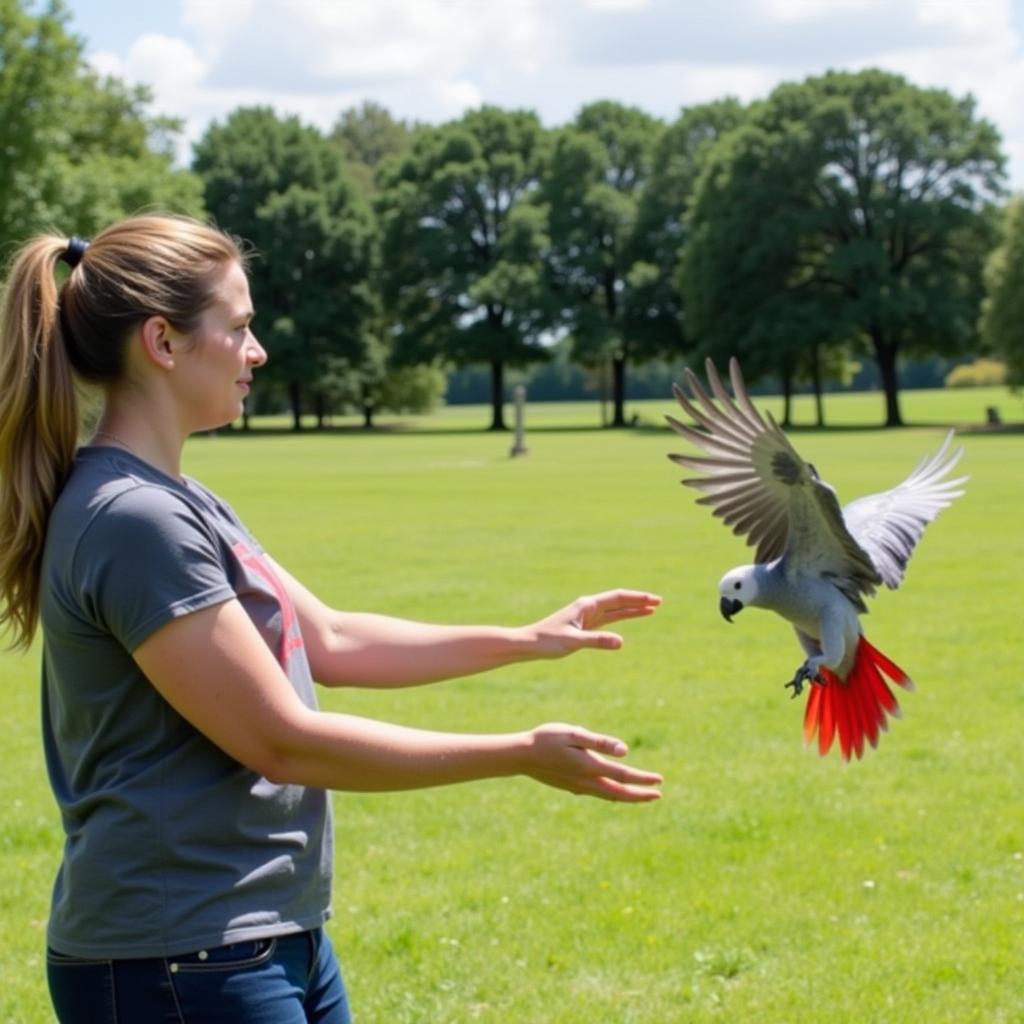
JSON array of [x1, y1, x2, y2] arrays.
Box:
[[138, 315, 177, 371]]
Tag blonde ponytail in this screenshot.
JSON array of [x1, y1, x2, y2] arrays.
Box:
[[0, 239, 80, 649]]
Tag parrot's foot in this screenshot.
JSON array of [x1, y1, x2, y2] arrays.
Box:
[[785, 660, 825, 699]]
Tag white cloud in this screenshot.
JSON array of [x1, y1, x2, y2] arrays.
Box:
[[433, 79, 486, 114], [180, 0, 256, 56], [82, 0, 1024, 189], [764, 0, 879, 21], [585, 0, 652, 9], [176, 0, 549, 87], [914, 0, 1011, 36], [105, 32, 206, 93]]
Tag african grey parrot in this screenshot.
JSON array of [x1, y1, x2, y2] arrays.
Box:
[[667, 358, 966, 760]]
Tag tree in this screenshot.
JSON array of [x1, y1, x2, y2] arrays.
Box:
[[0, 0, 202, 252], [193, 108, 373, 430], [632, 98, 747, 362], [979, 196, 1024, 389], [681, 69, 1006, 426], [317, 355, 446, 428], [376, 106, 551, 430], [38, 72, 204, 234], [539, 101, 664, 426], [331, 100, 417, 195], [0, 0, 77, 246], [330, 102, 437, 426], [683, 119, 851, 426]]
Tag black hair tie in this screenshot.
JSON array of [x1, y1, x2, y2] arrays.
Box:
[[61, 236, 90, 269]]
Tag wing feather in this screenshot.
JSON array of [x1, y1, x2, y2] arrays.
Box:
[[667, 358, 882, 598], [666, 417, 753, 458], [682, 471, 762, 491], [842, 430, 967, 590]]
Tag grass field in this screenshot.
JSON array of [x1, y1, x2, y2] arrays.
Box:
[[1, 385, 1021, 1022]]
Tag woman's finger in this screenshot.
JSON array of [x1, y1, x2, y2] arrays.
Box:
[[579, 775, 664, 803], [572, 591, 662, 629], [577, 750, 664, 786]]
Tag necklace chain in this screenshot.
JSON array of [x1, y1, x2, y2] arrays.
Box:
[[92, 430, 136, 455], [91, 430, 183, 484]]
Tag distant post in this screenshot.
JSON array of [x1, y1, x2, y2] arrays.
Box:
[[510, 385, 528, 457]]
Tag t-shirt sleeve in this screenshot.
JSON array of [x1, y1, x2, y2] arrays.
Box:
[[184, 477, 263, 553], [74, 485, 237, 652]]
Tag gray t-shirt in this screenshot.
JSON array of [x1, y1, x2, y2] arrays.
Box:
[[40, 446, 332, 959]]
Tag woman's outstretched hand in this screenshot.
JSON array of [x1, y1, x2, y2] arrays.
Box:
[[519, 723, 663, 802], [526, 589, 662, 658]]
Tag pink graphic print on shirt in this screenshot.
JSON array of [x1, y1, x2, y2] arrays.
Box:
[[231, 542, 304, 669]]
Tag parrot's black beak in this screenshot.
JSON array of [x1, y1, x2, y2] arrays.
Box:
[[720, 596, 743, 622]]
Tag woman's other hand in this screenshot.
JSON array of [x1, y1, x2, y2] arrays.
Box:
[[525, 589, 662, 658], [518, 723, 663, 802]]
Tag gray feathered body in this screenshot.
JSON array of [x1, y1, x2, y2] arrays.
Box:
[[749, 561, 862, 678], [667, 358, 966, 709]]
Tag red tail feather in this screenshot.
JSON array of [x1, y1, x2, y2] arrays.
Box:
[[802, 636, 912, 761]]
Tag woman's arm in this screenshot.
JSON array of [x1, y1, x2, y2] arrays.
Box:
[[133, 599, 662, 801], [268, 556, 662, 688]]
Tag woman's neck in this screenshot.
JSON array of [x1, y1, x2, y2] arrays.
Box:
[[93, 397, 186, 481]]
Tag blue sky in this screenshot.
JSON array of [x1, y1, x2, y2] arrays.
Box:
[[66, 0, 1024, 190]]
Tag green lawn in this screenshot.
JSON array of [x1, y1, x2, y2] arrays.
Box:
[[1, 385, 1022, 1022]]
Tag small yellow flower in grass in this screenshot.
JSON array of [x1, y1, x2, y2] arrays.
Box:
[[863, 880, 876, 891]]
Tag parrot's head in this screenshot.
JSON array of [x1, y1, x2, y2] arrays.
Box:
[[718, 566, 759, 623]]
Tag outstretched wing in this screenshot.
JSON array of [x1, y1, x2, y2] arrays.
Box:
[[841, 431, 966, 590], [666, 358, 882, 608]]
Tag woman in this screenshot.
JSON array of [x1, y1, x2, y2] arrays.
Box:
[[0, 215, 663, 1022]]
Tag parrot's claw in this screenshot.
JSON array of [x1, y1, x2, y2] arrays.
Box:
[[785, 661, 825, 698]]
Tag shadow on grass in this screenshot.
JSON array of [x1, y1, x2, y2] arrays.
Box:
[[204, 416, 1024, 440], [207, 422, 614, 438], [634, 419, 1024, 437]]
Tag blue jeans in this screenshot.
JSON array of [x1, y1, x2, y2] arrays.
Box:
[[47, 928, 352, 1023]]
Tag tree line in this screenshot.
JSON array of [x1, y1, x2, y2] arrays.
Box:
[[3, 0, 1022, 430]]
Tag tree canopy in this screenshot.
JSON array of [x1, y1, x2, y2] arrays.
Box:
[[540, 101, 664, 426], [193, 107, 374, 429], [376, 106, 552, 429], [0, 0, 201, 254], [681, 69, 1005, 426], [632, 98, 748, 367], [331, 100, 417, 195], [979, 196, 1024, 389]]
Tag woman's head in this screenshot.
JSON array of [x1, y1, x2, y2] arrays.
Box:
[[0, 214, 248, 649], [60, 215, 247, 382]]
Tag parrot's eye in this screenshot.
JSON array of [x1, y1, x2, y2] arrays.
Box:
[[733, 581, 742, 590]]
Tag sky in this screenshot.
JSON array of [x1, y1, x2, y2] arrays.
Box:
[[67, 0, 1024, 190]]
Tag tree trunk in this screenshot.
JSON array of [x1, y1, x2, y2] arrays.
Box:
[[811, 344, 825, 428], [289, 380, 302, 432], [611, 355, 627, 427], [360, 382, 375, 429], [489, 360, 507, 431], [314, 393, 326, 430], [871, 330, 903, 427], [781, 369, 793, 428]]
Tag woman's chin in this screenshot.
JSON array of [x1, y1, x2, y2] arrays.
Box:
[[193, 410, 241, 434]]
